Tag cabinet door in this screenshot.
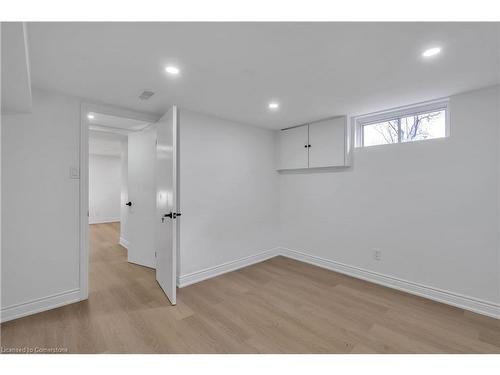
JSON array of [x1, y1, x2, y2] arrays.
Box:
[[308, 117, 346, 168], [278, 125, 309, 170]]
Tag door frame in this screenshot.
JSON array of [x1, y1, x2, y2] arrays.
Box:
[[79, 102, 159, 301]]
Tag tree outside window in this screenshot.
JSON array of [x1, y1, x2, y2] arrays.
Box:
[[362, 110, 446, 147]]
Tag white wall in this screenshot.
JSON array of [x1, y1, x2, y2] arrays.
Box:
[[1, 23, 32, 114], [0, 24, 3, 318], [279, 85, 500, 305], [1, 88, 81, 320], [89, 154, 121, 224], [178, 110, 280, 277], [120, 140, 129, 245]]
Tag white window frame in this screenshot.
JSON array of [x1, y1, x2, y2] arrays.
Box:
[[353, 98, 450, 148]]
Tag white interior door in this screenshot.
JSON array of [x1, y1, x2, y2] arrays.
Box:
[[127, 127, 157, 268], [155, 106, 179, 305]]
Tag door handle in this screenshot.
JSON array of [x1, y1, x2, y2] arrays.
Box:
[[162, 212, 182, 222], [162, 212, 174, 223], [125, 201, 132, 206]]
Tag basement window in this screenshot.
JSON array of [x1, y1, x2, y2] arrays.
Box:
[[354, 99, 449, 148]]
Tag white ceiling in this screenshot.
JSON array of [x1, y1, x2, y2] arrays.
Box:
[[88, 112, 151, 132], [89, 130, 126, 157], [27, 22, 500, 129]]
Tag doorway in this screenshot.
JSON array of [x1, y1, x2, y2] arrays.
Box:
[[80, 103, 179, 305]]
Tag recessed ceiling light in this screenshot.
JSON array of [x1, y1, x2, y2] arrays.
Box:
[[165, 66, 180, 75], [87, 113, 95, 120], [268, 102, 279, 110], [422, 47, 442, 58]]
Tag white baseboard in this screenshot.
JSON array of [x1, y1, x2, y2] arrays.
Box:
[[177, 246, 499, 319], [89, 218, 120, 225], [279, 247, 500, 320], [5, 248, 497, 323], [119, 237, 130, 249], [0, 289, 81, 323], [177, 248, 281, 288]]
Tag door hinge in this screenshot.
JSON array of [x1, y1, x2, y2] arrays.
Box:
[[155, 251, 157, 258]]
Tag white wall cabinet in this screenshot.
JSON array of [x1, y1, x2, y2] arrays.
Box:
[[277, 116, 349, 170], [308, 117, 347, 168], [277, 124, 309, 170]]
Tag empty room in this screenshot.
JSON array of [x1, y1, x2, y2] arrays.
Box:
[[1, 4, 500, 370]]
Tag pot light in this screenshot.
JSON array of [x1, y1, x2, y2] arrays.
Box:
[[165, 65, 180, 75], [268, 102, 279, 110], [422, 47, 441, 58], [87, 113, 95, 120]]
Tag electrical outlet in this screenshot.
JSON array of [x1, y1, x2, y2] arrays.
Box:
[[373, 249, 382, 261]]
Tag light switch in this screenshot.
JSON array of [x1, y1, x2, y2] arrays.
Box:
[[70, 166, 80, 179]]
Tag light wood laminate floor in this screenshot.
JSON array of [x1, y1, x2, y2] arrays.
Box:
[[1, 222, 499, 353]]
